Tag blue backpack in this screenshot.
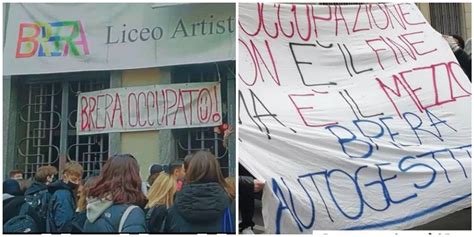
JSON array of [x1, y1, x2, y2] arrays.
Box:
[[221, 207, 234, 233]]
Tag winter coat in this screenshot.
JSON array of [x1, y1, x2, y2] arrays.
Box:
[[239, 176, 254, 197], [238, 176, 255, 229], [145, 205, 167, 233], [2, 194, 25, 224], [82, 198, 146, 233], [164, 182, 233, 233], [48, 181, 76, 232], [25, 181, 49, 196], [59, 210, 87, 233], [3, 179, 21, 196], [3, 193, 15, 202], [454, 48, 472, 81]]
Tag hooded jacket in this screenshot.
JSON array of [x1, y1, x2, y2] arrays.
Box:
[[25, 181, 48, 196], [48, 180, 76, 232], [3, 193, 15, 201], [164, 182, 232, 233], [3, 194, 25, 224], [4, 182, 52, 231], [82, 198, 146, 233], [3, 179, 21, 196]]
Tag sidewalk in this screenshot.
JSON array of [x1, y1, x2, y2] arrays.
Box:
[[411, 208, 471, 230]]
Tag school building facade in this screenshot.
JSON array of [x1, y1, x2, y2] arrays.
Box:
[[2, 3, 236, 180]]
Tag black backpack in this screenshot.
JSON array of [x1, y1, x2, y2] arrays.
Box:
[[145, 205, 167, 233], [24, 189, 51, 229], [3, 189, 51, 233], [3, 201, 41, 233], [3, 190, 51, 233]]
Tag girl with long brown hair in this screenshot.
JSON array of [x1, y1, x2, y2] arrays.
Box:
[[83, 154, 147, 233]]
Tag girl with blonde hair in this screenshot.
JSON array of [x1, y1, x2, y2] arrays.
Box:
[[145, 172, 177, 233]]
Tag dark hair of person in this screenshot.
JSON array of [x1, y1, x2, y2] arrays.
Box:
[[169, 160, 184, 175], [35, 165, 58, 183], [147, 172, 160, 187], [9, 169, 23, 178], [88, 154, 146, 207], [185, 151, 231, 197], [17, 179, 32, 194], [183, 154, 194, 172], [452, 35, 465, 49]]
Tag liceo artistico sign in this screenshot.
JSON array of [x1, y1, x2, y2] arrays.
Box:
[[4, 3, 235, 75], [106, 15, 235, 44]]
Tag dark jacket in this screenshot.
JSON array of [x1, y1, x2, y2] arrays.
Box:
[[59, 211, 87, 233], [83, 198, 146, 233], [145, 205, 167, 233], [164, 182, 232, 233], [3, 179, 22, 196], [20, 181, 52, 231], [3, 194, 25, 224], [238, 176, 256, 230], [454, 48, 472, 81], [25, 181, 49, 196], [48, 181, 76, 232], [239, 176, 254, 196]]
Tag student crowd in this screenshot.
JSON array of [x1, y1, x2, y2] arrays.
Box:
[[3, 151, 235, 233]]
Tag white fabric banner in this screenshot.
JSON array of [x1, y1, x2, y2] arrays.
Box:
[[77, 82, 222, 135], [3, 3, 235, 75], [238, 3, 471, 233]]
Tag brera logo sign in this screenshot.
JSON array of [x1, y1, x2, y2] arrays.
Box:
[[15, 21, 90, 58]]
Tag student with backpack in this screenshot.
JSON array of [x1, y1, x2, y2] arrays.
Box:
[[83, 154, 147, 233], [164, 151, 235, 233], [24, 165, 57, 216], [3, 179, 24, 224], [3, 178, 45, 233], [3, 165, 59, 233], [48, 162, 83, 232], [30, 165, 57, 187], [145, 172, 177, 233]]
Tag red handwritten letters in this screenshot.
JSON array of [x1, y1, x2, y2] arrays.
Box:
[[78, 82, 222, 134]]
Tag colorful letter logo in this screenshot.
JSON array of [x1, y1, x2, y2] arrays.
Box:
[[15, 20, 90, 58]]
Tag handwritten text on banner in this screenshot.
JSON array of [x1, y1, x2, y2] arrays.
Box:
[[77, 82, 222, 135], [238, 3, 471, 233]]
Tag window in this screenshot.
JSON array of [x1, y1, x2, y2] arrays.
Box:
[[171, 61, 235, 176], [429, 3, 463, 37], [15, 72, 110, 178]]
